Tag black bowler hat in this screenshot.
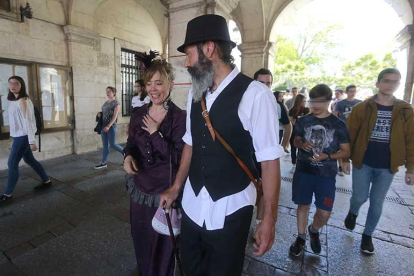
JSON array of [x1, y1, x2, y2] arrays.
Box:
[[177, 14, 236, 53]]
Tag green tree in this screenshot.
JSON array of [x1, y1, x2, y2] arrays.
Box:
[[338, 53, 397, 90], [273, 20, 343, 88]]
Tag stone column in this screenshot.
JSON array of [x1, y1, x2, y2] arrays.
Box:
[[238, 40, 273, 78], [396, 25, 414, 104], [205, 0, 239, 22], [63, 25, 102, 154], [161, 0, 239, 109]]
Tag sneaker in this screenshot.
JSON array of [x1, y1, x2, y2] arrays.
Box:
[[289, 166, 296, 174], [0, 194, 13, 205], [361, 234, 375, 255], [338, 166, 344, 176], [33, 181, 52, 190], [308, 225, 321, 254], [344, 210, 358, 230], [289, 236, 306, 257], [94, 163, 107, 170]]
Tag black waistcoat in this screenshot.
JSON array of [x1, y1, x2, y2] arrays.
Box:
[[189, 73, 259, 202]]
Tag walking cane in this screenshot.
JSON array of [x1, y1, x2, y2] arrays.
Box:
[[165, 208, 184, 276]]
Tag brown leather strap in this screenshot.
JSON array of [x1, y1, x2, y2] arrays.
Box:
[[200, 98, 216, 142], [200, 98, 261, 190]]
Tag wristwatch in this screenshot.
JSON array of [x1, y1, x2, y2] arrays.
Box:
[[326, 153, 331, 161]]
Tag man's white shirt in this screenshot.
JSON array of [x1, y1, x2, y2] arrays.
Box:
[[182, 67, 284, 230]]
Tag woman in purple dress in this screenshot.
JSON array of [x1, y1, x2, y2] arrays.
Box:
[[123, 60, 186, 276]]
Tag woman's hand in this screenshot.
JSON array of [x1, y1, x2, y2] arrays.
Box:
[[30, 144, 38, 152], [103, 125, 110, 132], [159, 185, 180, 211], [124, 155, 138, 175], [142, 115, 160, 135]]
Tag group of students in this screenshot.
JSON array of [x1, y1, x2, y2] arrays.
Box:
[[2, 13, 414, 276], [254, 67, 414, 257]]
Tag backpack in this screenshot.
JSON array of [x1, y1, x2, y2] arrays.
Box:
[[34, 106, 42, 135]]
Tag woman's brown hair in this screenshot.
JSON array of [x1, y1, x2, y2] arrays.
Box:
[[142, 59, 174, 90], [7, 76, 29, 101], [289, 94, 308, 118], [106, 86, 117, 96]]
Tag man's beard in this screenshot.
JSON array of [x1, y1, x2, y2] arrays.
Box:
[[187, 51, 215, 102]]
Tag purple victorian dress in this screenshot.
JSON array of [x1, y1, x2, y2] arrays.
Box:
[[124, 101, 186, 276]]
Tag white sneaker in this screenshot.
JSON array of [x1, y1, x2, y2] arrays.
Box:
[[289, 166, 296, 174]]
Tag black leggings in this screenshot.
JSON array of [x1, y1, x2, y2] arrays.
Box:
[[290, 131, 297, 165]]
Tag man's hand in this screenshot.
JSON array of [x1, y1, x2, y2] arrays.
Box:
[[124, 155, 138, 175], [405, 173, 414, 185], [342, 162, 351, 175], [103, 126, 110, 132], [159, 185, 180, 211], [308, 152, 328, 162], [300, 142, 315, 152], [253, 218, 275, 256], [30, 144, 38, 151]]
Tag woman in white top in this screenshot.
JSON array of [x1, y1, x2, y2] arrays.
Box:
[[0, 76, 51, 205], [131, 79, 150, 108]]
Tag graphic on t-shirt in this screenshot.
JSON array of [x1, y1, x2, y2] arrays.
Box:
[[304, 125, 335, 160], [343, 106, 353, 118], [370, 110, 392, 143], [295, 114, 349, 177]]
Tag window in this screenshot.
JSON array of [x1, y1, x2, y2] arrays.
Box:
[[37, 65, 74, 130], [121, 49, 145, 116], [0, 0, 10, 11], [0, 59, 74, 140]]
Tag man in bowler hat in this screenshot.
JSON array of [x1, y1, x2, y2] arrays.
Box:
[[160, 14, 283, 275]]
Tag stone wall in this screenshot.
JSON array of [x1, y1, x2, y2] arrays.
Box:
[[0, 1, 72, 170], [0, 0, 167, 169]]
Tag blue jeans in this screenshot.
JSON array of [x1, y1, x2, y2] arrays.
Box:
[[101, 124, 123, 163], [350, 164, 395, 236], [5, 136, 49, 195]]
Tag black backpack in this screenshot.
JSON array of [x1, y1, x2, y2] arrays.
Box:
[[34, 106, 42, 135]]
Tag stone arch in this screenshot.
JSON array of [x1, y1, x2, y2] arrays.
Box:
[[93, 0, 162, 51], [69, 0, 167, 50]]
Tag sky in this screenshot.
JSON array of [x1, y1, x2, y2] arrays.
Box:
[[230, 0, 409, 98], [272, 0, 406, 62]]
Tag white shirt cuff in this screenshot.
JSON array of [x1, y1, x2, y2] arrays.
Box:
[[182, 133, 193, 146], [255, 145, 284, 162]]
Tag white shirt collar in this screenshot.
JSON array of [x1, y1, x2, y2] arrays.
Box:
[[206, 66, 239, 97]]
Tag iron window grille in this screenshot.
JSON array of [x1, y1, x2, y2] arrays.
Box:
[[121, 49, 145, 116], [0, 0, 11, 11]]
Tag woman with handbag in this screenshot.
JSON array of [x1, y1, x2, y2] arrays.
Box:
[[123, 59, 186, 276], [94, 86, 124, 169]]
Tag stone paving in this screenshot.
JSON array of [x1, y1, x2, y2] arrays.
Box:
[[0, 150, 413, 276]]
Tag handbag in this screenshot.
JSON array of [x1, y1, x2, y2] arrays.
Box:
[[200, 97, 264, 220]]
